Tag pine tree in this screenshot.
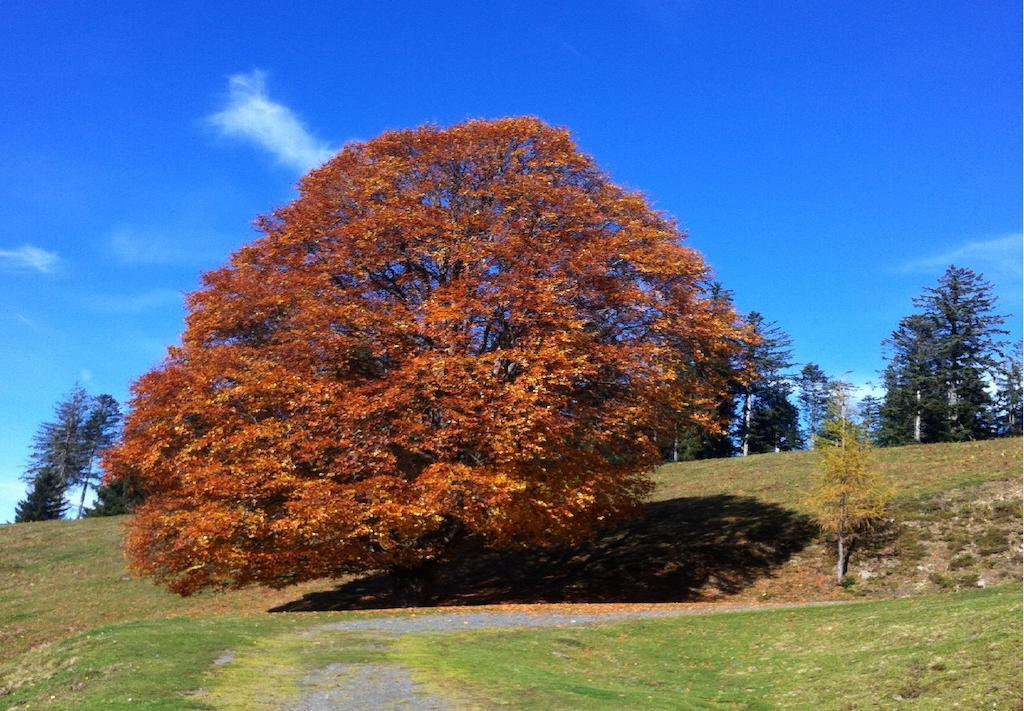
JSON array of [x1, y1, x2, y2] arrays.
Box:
[[796, 363, 832, 446], [916, 266, 1007, 440], [14, 466, 68, 522], [879, 266, 1007, 444], [32, 385, 91, 493], [736, 313, 797, 455], [746, 381, 803, 453], [879, 315, 943, 445]]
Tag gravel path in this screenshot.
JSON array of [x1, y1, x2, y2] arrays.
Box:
[[293, 602, 843, 710]]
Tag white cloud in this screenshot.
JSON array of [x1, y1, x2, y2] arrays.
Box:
[[109, 228, 190, 266], [84, 289, 183, 315], [901, 234, 1022, 278], [208, 70, 336, 172], [0, 245, 58, 273]]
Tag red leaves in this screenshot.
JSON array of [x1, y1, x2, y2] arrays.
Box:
[[107, 117, 745, 595]]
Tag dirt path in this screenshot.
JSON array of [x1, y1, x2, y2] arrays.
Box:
[[289, 601, 846, 710]]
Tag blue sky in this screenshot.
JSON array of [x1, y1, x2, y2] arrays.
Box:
[[1, 1, 1020, 521]]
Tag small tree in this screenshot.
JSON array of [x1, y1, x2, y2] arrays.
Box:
[[15, 466, 68, 522], [808, 385, 891, 583]]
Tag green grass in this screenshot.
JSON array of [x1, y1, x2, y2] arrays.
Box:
[[398, 586, 1023, 710], [0, 516, 332, 668], [1, 438, 1019, 707], [0, 616, 307, 710], [6, 588, 1019, 710], [652, 437, 1022, 510]]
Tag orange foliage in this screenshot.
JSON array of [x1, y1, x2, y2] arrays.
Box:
[[106, 118, 747, 594]]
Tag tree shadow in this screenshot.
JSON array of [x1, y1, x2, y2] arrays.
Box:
[[269, 495, 816, 612]]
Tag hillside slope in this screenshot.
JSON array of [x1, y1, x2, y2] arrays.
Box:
[[1, 438, 1020, 674]]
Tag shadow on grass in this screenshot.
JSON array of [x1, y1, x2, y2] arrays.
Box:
[[270, 495, 816, 611]]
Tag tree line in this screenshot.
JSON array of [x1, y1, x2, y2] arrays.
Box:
[[669, 264, 1021, 461]]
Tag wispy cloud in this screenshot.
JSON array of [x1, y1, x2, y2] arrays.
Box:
[[901, 234, 1022, 278], [110, 228, 191, 266], [0, 245, 58, 273], [208, 70, 336, 172], [83, 289, 183, 315]]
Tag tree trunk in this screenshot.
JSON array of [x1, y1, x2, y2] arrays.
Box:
[[836, 533, 850, 583], [672, 431, 679, 463], [914, 389, 921, 443], [77, 478, 89, 519], [391, 561, 438, 607], [742, 391, 752, 456]]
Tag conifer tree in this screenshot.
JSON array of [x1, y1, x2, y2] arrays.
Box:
[[86, 475, 142, 517], [14, 466, 68, 522], [879, 266, 1008, 444], [808, 384, 890, 583], [736, 313, 798, 455]]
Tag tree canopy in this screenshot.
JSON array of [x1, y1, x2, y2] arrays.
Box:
[[107, 117, 747, 594]]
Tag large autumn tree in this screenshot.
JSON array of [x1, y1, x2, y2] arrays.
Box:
[[106, 118, 746, 595]]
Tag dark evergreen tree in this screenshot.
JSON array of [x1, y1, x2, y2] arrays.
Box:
[[14, 466, 68, 522], [14, 387, 125, 523], [879, 266, 1007, 444], [878, 315, 944, 445], [746, 380, 803, 453], [796, 363, 832, 446], [86, 475, 143, 517], [736, 312, 797, 455]]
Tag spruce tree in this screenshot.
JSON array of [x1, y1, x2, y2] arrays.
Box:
[[916, 266, 1007, 440], [14, 466, 68, 522], [15, 386, 91, 522], [746, 380, 803, 453], [857, 394, 884, 444], [736, 312, 798, 455], [879, 266, 1008, 444]]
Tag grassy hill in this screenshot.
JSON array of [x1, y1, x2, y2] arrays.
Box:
[[1, 438, 1020, 707], [652, 436, 1022, 508]]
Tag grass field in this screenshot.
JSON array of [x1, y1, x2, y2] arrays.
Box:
[[2, 587, 1019, 709], [398, 586, 1022, 710], [653, 437, 1022, 509], [1, 438, 1020, 708], [0, 517, 332, 668]]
